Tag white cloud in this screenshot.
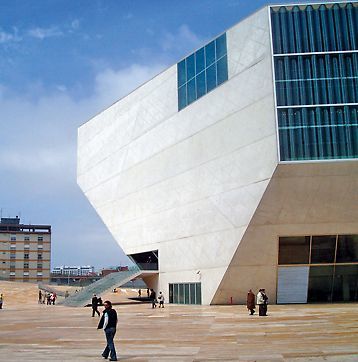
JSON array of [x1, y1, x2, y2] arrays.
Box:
[[94, 63, 166, 106], [0, 62, 165, 268], [0, 27, 21, 43], [71, 19, 80, 30], [161, 24, 203, 52], [0, 62, 166, 184], [28, 26, 64, 40]]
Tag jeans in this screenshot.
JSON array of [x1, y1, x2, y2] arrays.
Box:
[[102, 327, 117, 360]]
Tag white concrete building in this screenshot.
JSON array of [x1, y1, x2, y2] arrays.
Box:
[[78, 2, 358, 304]]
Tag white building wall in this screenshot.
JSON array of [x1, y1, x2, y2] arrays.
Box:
[[78, 7, 279, 304]]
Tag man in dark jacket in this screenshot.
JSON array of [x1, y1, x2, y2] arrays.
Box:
[[91, 294, 100, 317], [97, 300, 118, 361]]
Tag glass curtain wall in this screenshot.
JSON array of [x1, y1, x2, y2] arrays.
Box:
[[278, 234, 358, 302], [168, 282, 201, 305], [271, 3, 358, 161]]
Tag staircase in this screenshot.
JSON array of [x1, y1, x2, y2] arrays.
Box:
[[60, 267, 141, 307]]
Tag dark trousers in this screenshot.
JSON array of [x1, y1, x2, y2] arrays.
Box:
[[248, 308, 255, 315], [92, 306, 100, 317], [102, 327, 117, 360], [259, 304, 267, 316]]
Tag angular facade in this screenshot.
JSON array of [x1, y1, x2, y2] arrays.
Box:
[[78, 2, 358, 304]]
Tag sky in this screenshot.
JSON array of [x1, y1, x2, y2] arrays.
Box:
[[0, 0, 317, 270]]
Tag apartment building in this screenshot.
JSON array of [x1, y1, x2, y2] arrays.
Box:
[[0, 217, 51, 282]]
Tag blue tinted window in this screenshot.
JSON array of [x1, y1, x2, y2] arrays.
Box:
[[205, 41, 216, 67], [195, 48, 205, 74], [177, 33, 228, 110], [216, 34, 227, 58], [187, 78, 196, 104], [178, 85, 187, 111], [177, 60, 186, 87], [217, 55, 228, 85], [196, 72, 206, 98], [206, 64, 217, 92], [186, 54, 195, 81], [271, 4, 358, 161]]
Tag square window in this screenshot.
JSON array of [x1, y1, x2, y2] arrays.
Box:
[[38, 236, 43, 242], [24, 253, 29, 259], [10, 235, 16, 241], [279, 236, 310, 264], [38, 254, 43, 260], [311, 235, 336, 263], [24, 236, 30, 241]]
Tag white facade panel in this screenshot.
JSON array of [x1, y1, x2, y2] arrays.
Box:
[[77, 7, 277, 305]]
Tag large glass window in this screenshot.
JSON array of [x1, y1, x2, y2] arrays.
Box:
[[169, 282, 201, 305], [307, 265, 334, 302], [271, 3, 358, 162], [271, 4, 358, 55], [336, 235, 358, 263], [311, 235, 336, 264], [332, 265, 358, 302], [279, 234, 358, 303], [278, 106, 358, 161], [279, 236, 310, 264], [177, 33, 228, 110]]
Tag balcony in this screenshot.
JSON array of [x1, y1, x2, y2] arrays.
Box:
[[128, 250, 158, 271]]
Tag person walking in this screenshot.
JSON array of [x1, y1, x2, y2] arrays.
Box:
[[92, 294, 100, 317], [246, 289, 256, 315], [0, 293, 3, 309], [38, 290, 42, 304], [157, 291, 165, 308], [51, 292, 57, 305], [149, 289, 157, 309], [97, 300, 118, 361], [257, 289, 268, 316]]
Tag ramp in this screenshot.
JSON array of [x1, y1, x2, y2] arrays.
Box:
[[60, 268, 142, 307]]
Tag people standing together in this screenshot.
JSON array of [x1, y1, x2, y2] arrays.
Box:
[[246, 288, 269, 316]]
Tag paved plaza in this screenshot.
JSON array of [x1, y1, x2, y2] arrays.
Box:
[[0, 282, 357, 361]]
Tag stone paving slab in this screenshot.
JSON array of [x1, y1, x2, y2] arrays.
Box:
[[0, 282, 357, 361]]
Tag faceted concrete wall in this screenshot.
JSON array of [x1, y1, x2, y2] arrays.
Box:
[[78, 7, 279, 304], [212, 161, 358, 304]]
